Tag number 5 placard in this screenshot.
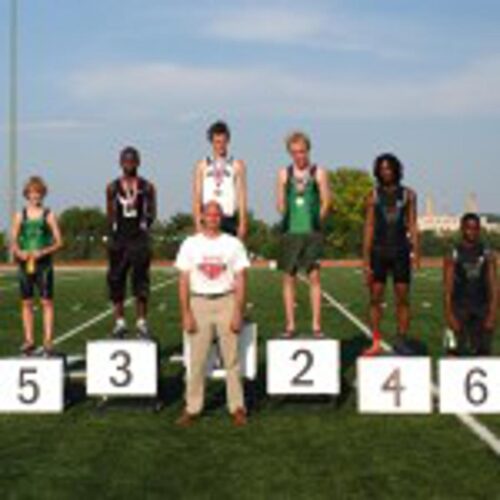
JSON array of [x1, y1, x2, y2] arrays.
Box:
[[357, 357, 432, 414], [86, 340, 158, 397], [439, 358, 500, 414], [267, 339, 340, 395], [0, 358, 64, 413]]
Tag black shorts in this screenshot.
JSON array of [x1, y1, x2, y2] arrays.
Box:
[[278, 232, 323, 275], [220, 215, 238, 236], [19, 259, 54, 300], [107, 237, 151, 302], [370, 246, 411, 285]]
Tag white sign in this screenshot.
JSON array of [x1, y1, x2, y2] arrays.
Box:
[[86, 340, 158, 397], [267, 339, 340, 395], [357, 357, 432, 414], [0, 358, 64, 413], [183, 323, 257, 380], [439, 358, 500, 414]]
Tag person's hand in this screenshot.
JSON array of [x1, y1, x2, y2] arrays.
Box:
[[237, 222, 247, 241], [483, 314, 496, 332], [183, 311, 197, 334], [32, 250, 44, 261], [230, 310, 243, 334], [363, 264, 373, 287], [447, 314, 461, 333], [16, 251, 29, 262]]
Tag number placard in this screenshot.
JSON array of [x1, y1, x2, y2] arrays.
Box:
[[0, 358, 64, 413], [183, 323, 258, 380], [357, 357, 432, 414], [439, 358, 500, 414], [86, 340, 158, 397], [267, 339, 340, 395]]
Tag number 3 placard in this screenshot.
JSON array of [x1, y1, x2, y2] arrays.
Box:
[[357, 357, 432, 414], [266, 339, 340, 395], [439, 358, 500, 414], [86, 340, 158, 397], [0, 358, 64, 413]]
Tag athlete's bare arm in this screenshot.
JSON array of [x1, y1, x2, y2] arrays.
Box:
[[276, 168, 288, 215], [10, 212, 24, 260], [485, 253, 498, 331], [234, 160, 248, 239], [192, 160, 205, 233], [362, 192, 375, 284], [148, 182, 158, 224], [316, 167, 332, 221], [179, 271, 196, 333], [106, 183, 114, 223], [407, 189, 420, 269], [38, 212, 63, 259], [443, 255, 461, 332]]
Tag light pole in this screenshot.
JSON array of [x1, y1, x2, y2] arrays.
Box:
[[8, 0, 18, 258]]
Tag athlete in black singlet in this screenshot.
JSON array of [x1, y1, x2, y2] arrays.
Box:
[[106, 147, 157, 339], [362, 153, 420, 355], [444, 213, 497, 355]]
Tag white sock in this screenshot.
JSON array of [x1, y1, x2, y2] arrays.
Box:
[[116, 318, 126, 329], [137, 318, 147, 329]]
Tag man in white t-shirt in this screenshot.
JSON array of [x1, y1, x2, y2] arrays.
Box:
[[175, 200, 250, 426]]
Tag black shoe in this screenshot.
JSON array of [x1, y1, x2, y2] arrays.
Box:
[[136, 322, 152, 340], [20, 342, 36, 357], [393, 334, 414, 356], [111, 323, 128, 340]]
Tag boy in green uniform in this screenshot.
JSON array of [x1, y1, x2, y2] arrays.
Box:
[[276, 131, 331, 337], [10, 177, 63, 356]]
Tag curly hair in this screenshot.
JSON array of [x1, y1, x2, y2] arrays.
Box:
[[373, 153, 403, 185]]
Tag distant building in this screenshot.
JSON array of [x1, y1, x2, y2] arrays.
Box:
[[418, 193, 500, 234]]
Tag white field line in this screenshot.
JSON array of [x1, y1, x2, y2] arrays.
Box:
[[35, 276, 177, 352], [298, 274, 500, 457]]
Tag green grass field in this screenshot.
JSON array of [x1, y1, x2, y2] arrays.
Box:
[[0, 267, 499, 499]]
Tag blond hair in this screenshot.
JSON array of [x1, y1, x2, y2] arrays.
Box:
[[285, 130, 311, 152], [23, 176, 48, 199]]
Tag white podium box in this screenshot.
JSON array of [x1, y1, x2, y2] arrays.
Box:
[[357, 357, 432, 414], [183, 322, 257, 380], [439, 358, 500, 414], [86, 340, 158, 397], [0, 358, 64, 413], [267, 338, 340, 395]]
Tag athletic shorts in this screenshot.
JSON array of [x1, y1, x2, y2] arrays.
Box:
[[220, 215, 238, 236], [19, 259, 54, 300], [107, 237, 151, 302], [370, 246, 411, 285], [453, 305, 492, 356], [278, 232, 323, 275]]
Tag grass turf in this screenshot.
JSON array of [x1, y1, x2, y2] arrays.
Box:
[[0, 267, 498, 499]]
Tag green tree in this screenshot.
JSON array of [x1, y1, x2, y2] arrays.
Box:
[[326, 168, 373, 257]]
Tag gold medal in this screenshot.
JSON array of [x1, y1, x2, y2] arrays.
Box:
[[296, 196, 305, 207]]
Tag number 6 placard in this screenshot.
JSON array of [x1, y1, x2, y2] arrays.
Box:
[[266, 339, 340, 395], [0, 358, 64, 413], [439, 358, 500, 414], [86, 340, 158, 397]]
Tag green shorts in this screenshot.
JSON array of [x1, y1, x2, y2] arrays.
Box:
[[278, 232, 323, 275]]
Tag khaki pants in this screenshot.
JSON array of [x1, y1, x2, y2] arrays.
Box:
[[186, 295, 245, 415]]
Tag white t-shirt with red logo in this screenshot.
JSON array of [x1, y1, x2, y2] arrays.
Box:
[[175, 233, 250, 295]]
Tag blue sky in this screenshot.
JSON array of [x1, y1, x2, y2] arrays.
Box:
[[1, 0, 499, 224]]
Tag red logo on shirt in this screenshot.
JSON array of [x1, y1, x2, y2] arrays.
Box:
[[198, 258, 227, 280]]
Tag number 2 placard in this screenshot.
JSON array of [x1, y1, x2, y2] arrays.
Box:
[[0, 358, 64, 413], [266, 339, 340, 395], [357, 357, 432, 414], [439, 358, 500, 414], [86, 340, 158, 397]]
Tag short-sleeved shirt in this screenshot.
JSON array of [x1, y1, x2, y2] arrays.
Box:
[[175, 232, 250, 295]]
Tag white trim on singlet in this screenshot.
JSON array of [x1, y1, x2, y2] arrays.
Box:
[[201, 156, 237, 217]]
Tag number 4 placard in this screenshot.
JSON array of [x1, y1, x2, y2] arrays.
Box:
[[87, 340, 158, 397], [439, 358, 500, 414], [0, 358, 64, 413], [357, 357, 432, 414], [267, 339, 340, 395]]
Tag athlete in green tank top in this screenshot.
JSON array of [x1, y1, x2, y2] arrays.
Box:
[[11, 176, 63, 357]]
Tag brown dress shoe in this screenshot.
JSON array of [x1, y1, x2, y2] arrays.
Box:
[[176, 410, 197, 427], [231, 407, 247, 427]]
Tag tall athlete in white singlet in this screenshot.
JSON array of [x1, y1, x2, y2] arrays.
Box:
[[193, 121, 248, 239]]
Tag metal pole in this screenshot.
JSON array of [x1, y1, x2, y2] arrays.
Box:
[[8, 0, 18, 260]]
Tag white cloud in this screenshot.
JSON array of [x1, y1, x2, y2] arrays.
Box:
[[67, 56, 500, 121]]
